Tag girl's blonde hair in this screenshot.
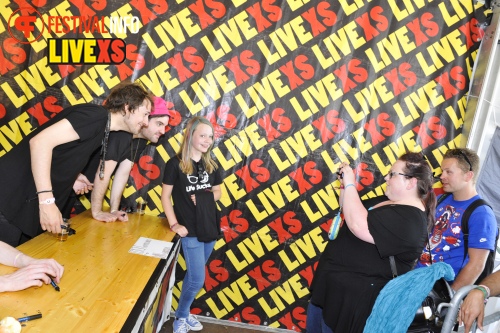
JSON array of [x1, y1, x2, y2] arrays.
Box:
[[178, 116, 218, 174]]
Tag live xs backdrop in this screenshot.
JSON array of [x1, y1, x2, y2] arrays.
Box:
[[0, 0, 489, 331]]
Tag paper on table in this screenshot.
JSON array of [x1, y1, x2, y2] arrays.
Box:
[[129, 237, 173, 259]]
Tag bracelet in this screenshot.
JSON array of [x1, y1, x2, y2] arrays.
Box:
[[39, 197, 56, 205], [480, 284, 491, 298], [36, 189, 53, 194], [170, 223, 178, 229], [475, 286, 489, 302], [13, 253, 22, 267], [344, 184, 355, 190], [477, 284, 491, 298]]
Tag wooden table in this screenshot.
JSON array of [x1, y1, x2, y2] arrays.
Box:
[[0, 210, 179, 333]]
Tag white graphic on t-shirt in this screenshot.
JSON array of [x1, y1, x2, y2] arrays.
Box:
[[186, 171, 211, 192], [187, 171, 209, 184], [198, 171, 209, 183], [187, 174, 198, 184]]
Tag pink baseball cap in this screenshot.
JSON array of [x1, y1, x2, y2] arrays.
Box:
[[151, 96, 172, 117]]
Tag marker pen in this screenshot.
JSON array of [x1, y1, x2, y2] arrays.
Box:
[[18, 313, 42, 322], [50, 278, 60, 292]]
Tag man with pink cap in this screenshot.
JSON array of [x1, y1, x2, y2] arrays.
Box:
[[67, 96, 172, 222]]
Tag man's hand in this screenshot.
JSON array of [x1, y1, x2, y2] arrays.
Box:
[[459, 289, 486, 332], [92, 210, 128, 222], [39, 204, 63, 234], [73, 174, 93, 195], [111, 210, 128, 222], [92, 211, 118, 222]]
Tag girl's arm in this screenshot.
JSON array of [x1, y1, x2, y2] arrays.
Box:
[[212, 185, 221, 201], [161, 184, 188, 237]]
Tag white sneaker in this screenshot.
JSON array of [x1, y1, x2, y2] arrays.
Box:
[[173, 318, 190, 333], [186, 314, 203, 331]]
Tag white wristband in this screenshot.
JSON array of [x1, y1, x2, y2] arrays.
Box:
[[39, 197, 56, 205]]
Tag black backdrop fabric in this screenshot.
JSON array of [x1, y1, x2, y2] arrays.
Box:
[[0, 0, 489, 330]]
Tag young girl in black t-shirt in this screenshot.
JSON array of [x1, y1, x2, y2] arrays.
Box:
[[161, 116, 222, 333]]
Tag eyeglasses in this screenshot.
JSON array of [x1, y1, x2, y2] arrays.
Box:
[[387, 171, 412, 179], [451, 149, 473, 171]]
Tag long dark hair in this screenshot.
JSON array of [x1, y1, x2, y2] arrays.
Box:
[[399, 152, 436, 232]]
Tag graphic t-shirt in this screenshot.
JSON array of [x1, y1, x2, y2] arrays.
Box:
[[415, 194, 497, 278], [162, 156, 222, 237]]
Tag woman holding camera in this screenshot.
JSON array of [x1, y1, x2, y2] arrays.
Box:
[[306, 152, 435, 333]]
